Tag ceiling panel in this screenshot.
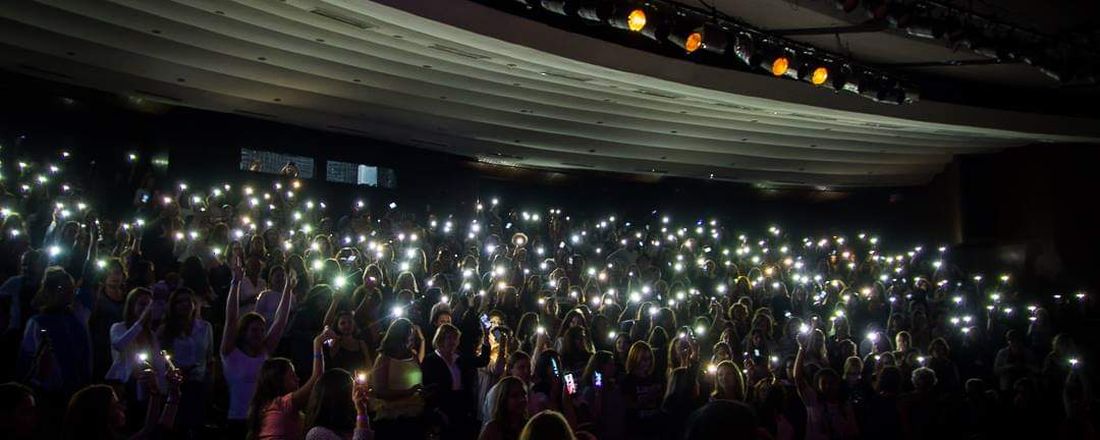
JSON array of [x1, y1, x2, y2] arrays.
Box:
[[0, 0, 1095, 188]]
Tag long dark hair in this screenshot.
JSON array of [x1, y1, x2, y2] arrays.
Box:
[[122, 288, 153, 326], [305, 369, 356, 434], [160, 287, 196, 345], [62, 384, 117, 440], [379, 318, 415, 359], [246, 358, 294, 440], [178, 256, 210, 296]]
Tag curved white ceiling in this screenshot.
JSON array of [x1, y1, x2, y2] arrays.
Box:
[[0, 0, 1096, 187]]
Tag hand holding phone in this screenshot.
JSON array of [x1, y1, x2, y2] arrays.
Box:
[[593, 371, 603, 389], [564, 373, 577, 395]]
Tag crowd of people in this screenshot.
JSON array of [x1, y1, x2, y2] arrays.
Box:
[[0, 149, 1093, 440]]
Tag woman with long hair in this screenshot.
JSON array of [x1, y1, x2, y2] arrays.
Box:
[[710, 360, 745, 402], [222, 259, 294, 438], [303, 369, 373, 440], [106, 288, 159, 384], [246, 326, 336, 440], [621, 341, 663, 440], [18, 267, 91, 398], [577, 350, 624, 440], [157, 286, 212, 435], [483, 350, 533, 427], [325, 311, 373, 374], [479, 376, 529, 440], [369, 318, 425, 438], [662, 366, 703, 439], [518, 410, 575, 440]]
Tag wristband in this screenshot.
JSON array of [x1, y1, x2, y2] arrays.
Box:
[[356, 415, 369, 423], [314, 353, 324, 359]]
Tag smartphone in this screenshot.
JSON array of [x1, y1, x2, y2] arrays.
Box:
[[551, 358, 560, 377], [480, 313, 491, 330], [564, 373, 577, 395], [593, 371, 603, 389]]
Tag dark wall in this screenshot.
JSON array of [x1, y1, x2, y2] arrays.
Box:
[[959, 144, 1100, 293]]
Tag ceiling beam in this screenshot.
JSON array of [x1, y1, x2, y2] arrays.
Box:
[[769, 22, 887, 36]]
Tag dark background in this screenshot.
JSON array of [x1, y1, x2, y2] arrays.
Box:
[[2, 71, 1098, 295]]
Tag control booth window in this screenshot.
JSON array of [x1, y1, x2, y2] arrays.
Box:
[[240, 148, 315, 179], [327, 160, 397, 189]]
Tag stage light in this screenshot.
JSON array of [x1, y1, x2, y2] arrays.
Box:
[[667, 23, 704, 54], [811, 66, 829, 85], [626, 8, 646, 31], [768, 55, 790, 76]]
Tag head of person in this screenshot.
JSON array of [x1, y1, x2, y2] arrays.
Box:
[[875, 366, 902, 396], [247, 358, 298, 437], [663, 366, 700, 411], [62, 385, 125, 440], [928, 338, 954, 358], [518, 410, 574, 440], [895, 331, 911, 353], [911, 367, 937, 393], [626, 341, 655, 379], [166, 287, 197, 323], [507, 351, 533, 383], [335, 311, 357, 337], [433, 323, 461, 357], [713, 360, 745, 401], [380, 318, 417, 359], [304, 369, 356, 434], [533, 350, 563, 385], [32, 267, 75, 313], [236, 312, 267, 352], [122, 287, 154, 327], [580, 350, 616, 389], [1005, 329, 1024, 352], [490, 376, 529, 426], [0, 383, 38, 439], [683, 400, 760, 440], [842, 356, 863, 380], [430, 304, 452, 328]]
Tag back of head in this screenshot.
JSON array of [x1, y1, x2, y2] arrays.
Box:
[[305, 369, 355, 433], [684, 400, 758, 440], [519, 410, 574, 440], [63, 384, 115, 440]]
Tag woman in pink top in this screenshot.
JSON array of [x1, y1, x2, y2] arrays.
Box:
[[246, 326, 337, 440]]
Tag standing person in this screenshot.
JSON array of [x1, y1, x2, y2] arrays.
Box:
[[17, 267, 91, 418], [325, 311, 373, 374], [158, 286, 212, 435], [304, 369, 374, 440], [661, 366, 703, 440], [369, 318, 425, 438], [576, 351, 624, 440], [993, 329, 1038, 393], [422, 323, 478, 440], [794, 334, 859, 440], [483, 351, 533, 427], [479, 376, 530, 440], [621, 341, 663, 440], [246, 327, 336, 440], [222, 260, 293, 439]]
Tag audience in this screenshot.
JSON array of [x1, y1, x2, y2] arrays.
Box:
[[0, 150, 1093, 440]]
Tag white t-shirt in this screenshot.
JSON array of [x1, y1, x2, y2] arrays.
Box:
[[222, 348, 268, 420], [165, 320, 213, 381]]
